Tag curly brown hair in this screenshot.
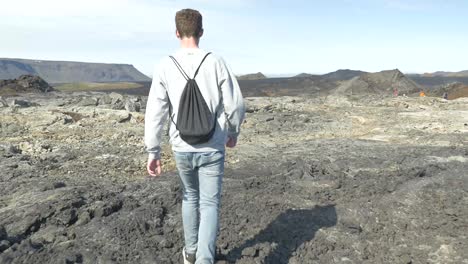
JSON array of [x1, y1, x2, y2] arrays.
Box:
[[175, 9, 203, 38]]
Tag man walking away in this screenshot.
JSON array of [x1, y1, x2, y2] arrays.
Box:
[[144, 8, 245, 264]]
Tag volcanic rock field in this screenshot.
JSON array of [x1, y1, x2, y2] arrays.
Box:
[[0, 91, 467, 264]]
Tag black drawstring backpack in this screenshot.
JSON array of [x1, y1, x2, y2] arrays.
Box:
[[167, 52, 216, 145]]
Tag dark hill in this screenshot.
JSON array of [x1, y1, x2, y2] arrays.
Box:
[[237, 72, 267, 80], [0, 58, 150, 84], [322, 69, 367, 81], [294, 73, 318, 78], [0, 75, 54, 95], [333, 69, 421, 96]]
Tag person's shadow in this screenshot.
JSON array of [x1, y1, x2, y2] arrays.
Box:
[[224, 205, 337, 263]]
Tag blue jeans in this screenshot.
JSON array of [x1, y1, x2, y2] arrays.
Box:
[[173, 151, 225, 264]]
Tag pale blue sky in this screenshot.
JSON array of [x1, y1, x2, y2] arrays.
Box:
[[1, 0, 467, 76]]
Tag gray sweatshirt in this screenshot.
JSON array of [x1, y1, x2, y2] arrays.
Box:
[[145, 48, 245, 160]]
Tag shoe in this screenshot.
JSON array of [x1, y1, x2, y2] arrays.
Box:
[[183, 248, 196, 264]]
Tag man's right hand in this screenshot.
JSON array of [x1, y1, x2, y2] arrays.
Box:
[[226, 136, 237, 148], [147, 158, 162, 177]]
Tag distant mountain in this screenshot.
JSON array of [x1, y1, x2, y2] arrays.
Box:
[[407, 74, 468, 87], [431, 82, 468, 100], [322, 69, 367, 81], [0, 58, 150, 84], [422, 70, 468, 77], [333, 69, 421, 96], [294, 73, 318, 78], [237, 72, 267, 80]]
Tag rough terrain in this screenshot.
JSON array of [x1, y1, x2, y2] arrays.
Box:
[[0, 92, 467, 264]]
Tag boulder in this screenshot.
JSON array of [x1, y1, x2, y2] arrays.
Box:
[[109, 92, 124, 104], [79, 97, 98, 107], [8, 99, 32, 108], [109, 92, 125, 110], [0, 226, 6, 240], [99, 94, 112, 105], [124, 100, 141, 112], [0, 96, 7, 107]]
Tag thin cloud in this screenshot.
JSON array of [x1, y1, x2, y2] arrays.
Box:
[[383, 0, 434, 11]]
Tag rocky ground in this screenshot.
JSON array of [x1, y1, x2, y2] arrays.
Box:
[[0, 92, 467, 264]]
